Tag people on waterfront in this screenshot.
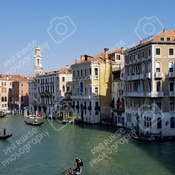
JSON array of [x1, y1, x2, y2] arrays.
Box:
[[74, 156, 80, 172]]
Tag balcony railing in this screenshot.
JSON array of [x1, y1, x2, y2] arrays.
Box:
[[169, 72, 175, 78], [169, 91, 175, 97], [146, 72, 151, 79], [146, 92, 164, 97], [155, 72, 163, 78]]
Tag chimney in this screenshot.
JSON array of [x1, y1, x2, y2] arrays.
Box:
[[66, 65, 70, 68], [163, 29, 166, 33], [140, 40, 145, 45], [75, 60, 77, 63], [104, 48, 109, 59]]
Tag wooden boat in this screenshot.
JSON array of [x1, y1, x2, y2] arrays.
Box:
[[62, 120, 73, 124], [25, 114, 44, 119], [65, 167, 83, 175], [0, 111, 7, 118], [0, 133, 12, 140], [24, 120, 44, 126], [132, 135, 155, 142]]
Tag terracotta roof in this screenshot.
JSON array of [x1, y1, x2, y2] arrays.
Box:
[[151, 30, 175, 42], [0, 74, 32, 81], [73, 48, 125, 66]]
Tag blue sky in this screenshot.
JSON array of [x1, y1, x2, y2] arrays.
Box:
[[0, 0, 175, 76]]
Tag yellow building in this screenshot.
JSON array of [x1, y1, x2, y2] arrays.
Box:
[[71, 48, 120, 123]]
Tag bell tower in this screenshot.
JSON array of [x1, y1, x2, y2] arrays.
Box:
[[34, 44, 43, 76]]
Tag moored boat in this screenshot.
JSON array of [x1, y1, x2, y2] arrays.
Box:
[[0, 111, 7, 118], [24, 120, 44, 126], [132, 135, 155, 142]]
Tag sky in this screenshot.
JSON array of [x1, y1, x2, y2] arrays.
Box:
[[0, 0, 175, 76]]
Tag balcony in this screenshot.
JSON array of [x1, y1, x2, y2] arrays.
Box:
[[146, 72, 151, 79], [139, 73, 145, 79], [169, 91, 175, 97], [127, 92, 145, 97], [169, 72, 175, 78], [155, 72, 163, 79], [95, 106, 100, 111], [146, 92, 164, 97]]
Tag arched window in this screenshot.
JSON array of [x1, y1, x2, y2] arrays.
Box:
[[1, 97, 4, 102], [157, 117, 162, 129], [156, 81, 161, 92], [4, 96, 7, 102], [169, 62, 174, 72], [156, 62, 161, 72], [62, 85, 65, 92], [170, 117, 175, 128]]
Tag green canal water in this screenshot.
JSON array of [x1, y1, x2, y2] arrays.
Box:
[[0, 115, 175, 175]]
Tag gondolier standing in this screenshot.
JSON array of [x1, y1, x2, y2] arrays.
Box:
[[3, 128, 6, 135]]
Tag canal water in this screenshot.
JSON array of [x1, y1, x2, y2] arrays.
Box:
[[0, 115, 175, 175]]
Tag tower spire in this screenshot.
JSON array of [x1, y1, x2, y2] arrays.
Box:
[[34, 44, 43, 76]]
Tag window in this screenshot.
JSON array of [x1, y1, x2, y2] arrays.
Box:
[[21, 83, 23, 86], [169, 48, 174, 56], [160, 37, 164, 41], [169, 62, 174, 72], [156, 62, 161, 72], [62, 85, 65, 92], [73, 71, 75, 78], [95, 68, 98, 76], [116, 54, 120, 60], [156, 48, 161, 55], [170, 102, 175, 111], [156, 81, 161, 92], [81, 70, 83, 76], [170, 117, 175, 128], [62, 77, 65, 82], [170, 81, 174, 91], [157, 117, 162, 129], [148, 48, 151, 56], [89, 68, 91, 75], [95, 87, 98, 96], [142, 51, 145, 58], [167, 37, 170, 41], [148, 62, 151, 72], [84, 69, 86, 76], [77, 70, 79, 77]]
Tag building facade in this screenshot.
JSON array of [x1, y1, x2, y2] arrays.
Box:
[[124, 29, 175, 136], [71, 49, 113, 124], [110, 48, 125, 126]]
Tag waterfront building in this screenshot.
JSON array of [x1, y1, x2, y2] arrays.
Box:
[[71, 48, 117, 124], [110, 48, 125, 126], [124, 29, 175, 136], [29, 67, 72, 116], [0, 74, 31, 113]]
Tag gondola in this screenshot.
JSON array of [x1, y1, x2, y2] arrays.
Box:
[[0, 133, 12, 140], [24, 120, 44, 126]]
